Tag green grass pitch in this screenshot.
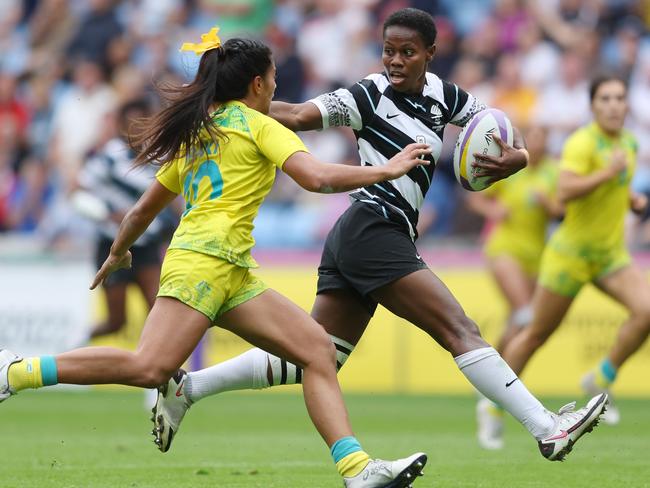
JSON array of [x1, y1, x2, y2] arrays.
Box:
[[1, 390, 648, 487]]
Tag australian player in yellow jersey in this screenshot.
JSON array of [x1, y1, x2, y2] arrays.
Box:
[[0, 31, 432, 487], [501, 75, 650, 433], [467, 125, 563, 449]]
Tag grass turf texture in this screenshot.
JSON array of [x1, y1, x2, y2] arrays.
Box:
[[1, 391, 648, 487]]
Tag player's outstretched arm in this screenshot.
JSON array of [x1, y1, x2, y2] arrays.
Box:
[[282, 143, 431, 194], [269, 101, 323, 132], [557, 149, 627, 203], [90, 181, 177, 289]]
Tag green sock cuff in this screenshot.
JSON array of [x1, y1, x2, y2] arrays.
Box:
[[600, 358, 617, 383], [40, 356, 58, 386], [330, 436, 362, 463]]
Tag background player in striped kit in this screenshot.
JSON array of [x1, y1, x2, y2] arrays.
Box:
[[155, 8, 607, 463], [77, 99, 172, 339]]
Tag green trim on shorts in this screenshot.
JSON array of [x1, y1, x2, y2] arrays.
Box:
[[157, 286, 218, 321], [217, 279, 268, 319], [596, 257, 631, 282], [537, 277, 582, 298]]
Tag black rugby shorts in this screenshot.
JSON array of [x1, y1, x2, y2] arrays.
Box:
[[95, 236, 162, 287], [317, 200, 428, 314]]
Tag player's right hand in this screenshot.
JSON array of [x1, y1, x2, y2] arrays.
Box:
[[607, 148, 627, 179], [90, 251, 132, 290], [386, 143, 431, 179]]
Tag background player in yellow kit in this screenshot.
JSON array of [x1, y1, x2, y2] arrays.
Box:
[[467, 125, 562, 449], [501, 75, 650, 436]]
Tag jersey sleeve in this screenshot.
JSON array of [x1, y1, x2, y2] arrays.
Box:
[[561, 131, 594, 175], [256, 117, 309, 169], [308, 79, 379, 130], [156, 160, 181, 194], [444, 81, 487, 127], [78, 154, 109, 190]]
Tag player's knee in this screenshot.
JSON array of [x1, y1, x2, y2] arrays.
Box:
[[131, 357, 175, 388], [305, 333, 338, 371], [140, 368, 173, 388], [631, 303, 650, 330], [434, 312, 487, 355], [523, 328, 548, 351]]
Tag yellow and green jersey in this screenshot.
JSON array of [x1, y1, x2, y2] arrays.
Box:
[[550, 122, 638, 255], [484, 158, 558, 275], [156, 101, 307, 268]]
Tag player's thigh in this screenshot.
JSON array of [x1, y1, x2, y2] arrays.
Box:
[[311, 290, 373, 346], [219, 288, 334, 369], [370, 268, 484, 349], [489, 254, 536, 310], [103, 282, 128, 324], [527, 285, 574, 342], [597, 263, 650, 317], [136, 296, 211, 372], [135, 264, 161, 309], [131, 243, 162, 305]]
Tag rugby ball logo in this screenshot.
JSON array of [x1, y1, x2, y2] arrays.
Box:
[[453, 109, 514, 191]]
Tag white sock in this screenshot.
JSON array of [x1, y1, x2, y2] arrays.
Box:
[[455, 347, 555, 439], [186, 348, 269, 403], [266, 335, 354, 386], [185, 335, 355, 404]]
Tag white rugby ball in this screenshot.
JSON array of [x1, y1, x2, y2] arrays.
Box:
[[453, 108, 514, 191]]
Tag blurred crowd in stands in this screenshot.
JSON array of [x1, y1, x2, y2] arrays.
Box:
[[1, 0, 650, 252]]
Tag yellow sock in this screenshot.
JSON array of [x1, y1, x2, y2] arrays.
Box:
[[336, 451, 371, 478], [594, 368, 611, 389], [8, 357, 45, 392]]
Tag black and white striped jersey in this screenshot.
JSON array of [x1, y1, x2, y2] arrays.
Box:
[[310, 71, 486, 239], [79, 138, 164, 245]]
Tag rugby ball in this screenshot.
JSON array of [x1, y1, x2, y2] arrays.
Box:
[[453, 108, 514, 191]]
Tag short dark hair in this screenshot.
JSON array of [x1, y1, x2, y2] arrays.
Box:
[[119, 98, 151, 140], [589, 74, 627, 102], [383, 8, 437, 47], [119, 98, 151, 123]]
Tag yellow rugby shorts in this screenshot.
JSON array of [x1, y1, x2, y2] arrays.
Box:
[[485, 241, 542, 277], [157, 248, 268, 322], [538, 244, 630, 297]]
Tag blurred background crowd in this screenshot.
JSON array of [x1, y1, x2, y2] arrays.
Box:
[[2, 0, 650, 253]]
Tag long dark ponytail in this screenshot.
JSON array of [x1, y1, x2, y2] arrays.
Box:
[[132, 38, 272, 168]]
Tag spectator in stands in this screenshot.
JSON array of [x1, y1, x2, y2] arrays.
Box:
[[533, 49, 590, 156]]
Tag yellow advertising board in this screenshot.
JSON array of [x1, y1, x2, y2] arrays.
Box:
[[92, 266, 650, 397]]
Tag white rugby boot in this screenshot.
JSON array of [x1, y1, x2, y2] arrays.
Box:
[[151, 369, 191, 452], [581, 371, 620, 425], [476, 398, 504, 450], [0, 349, 22, 402], [538, 393, 608, 461], [343, 452, 427, 488]]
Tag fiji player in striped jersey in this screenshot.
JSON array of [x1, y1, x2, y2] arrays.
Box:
[[154, 8, 608, 464], [78, 99, 171, 339]]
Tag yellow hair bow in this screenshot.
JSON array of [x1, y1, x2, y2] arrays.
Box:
[[180, 27, 222, 55]]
